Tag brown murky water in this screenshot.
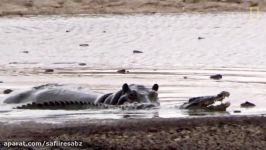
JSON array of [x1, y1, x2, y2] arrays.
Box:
[[0, 13, 266, 123]]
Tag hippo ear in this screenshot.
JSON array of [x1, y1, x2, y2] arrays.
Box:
[[122, 83, 130, 93], [152, 84, 159, 91]]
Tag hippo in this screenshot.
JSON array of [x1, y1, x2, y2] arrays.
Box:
[[3, 83, 160, 110], [180, 91, 230, 111]]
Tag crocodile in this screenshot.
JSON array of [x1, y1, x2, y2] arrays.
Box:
[[3, 83, 160, 110], [180, 91, 230, 111]]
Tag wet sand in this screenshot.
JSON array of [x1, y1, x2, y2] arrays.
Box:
[[0, 116, 266, 150], [0, 0, 265, 16]]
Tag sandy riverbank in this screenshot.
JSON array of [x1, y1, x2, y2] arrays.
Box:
[[0, 0, 265, 17], [0, 116, 265, 150]]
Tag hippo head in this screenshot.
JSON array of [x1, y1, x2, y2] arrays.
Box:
[[117, 83, 159, 105]]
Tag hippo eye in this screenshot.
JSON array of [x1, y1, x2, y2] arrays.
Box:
[[128, 91, 137, 99]]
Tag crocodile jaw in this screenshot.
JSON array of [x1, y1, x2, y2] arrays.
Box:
[[206, 101, 231, 111]]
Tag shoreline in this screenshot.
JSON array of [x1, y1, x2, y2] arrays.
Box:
[[0, 0, 265, 17], [1, 116, 266, 149], [0, 11, 260, 19]]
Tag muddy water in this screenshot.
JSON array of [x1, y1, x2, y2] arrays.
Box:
[[0, 13, 266, 123]]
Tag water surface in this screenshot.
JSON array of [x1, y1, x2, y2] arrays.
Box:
[[0, 13, 265, 123]]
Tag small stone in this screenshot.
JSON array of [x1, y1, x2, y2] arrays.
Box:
[[18, 12, 24, 17], [9, 62, 18, 64], [174, 138, 181, 142], [250, 2, 258, 7], [241, 101, 256, 108], [103, 30, 106, 33], [198, 37, 205, 40], [133, 50, 143, 54], [21, 50, 29, 54], [3, 89, 12, 94], [44, 69, 54, 73], [66, 30, 70, 32], [79, 44, 89, 47], [210, 74, 222, 80], [78, 63, 86, 66], [148, 128, 158, 133], [234, 110, 241, 113], [183, 76, 188, 79], [117, 69, 128, 74]]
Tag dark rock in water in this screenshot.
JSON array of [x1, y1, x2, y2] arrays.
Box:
[[3, 89, 13, 94], [103, 30, 106, 33], [44, 69, 54, 73], [210, 74, 222, 80], [241, 101, 256, 108], [249, 2, 259, 7], [78, 63, 87, 66], [21, 51, 29, 54], [9, 62, 18, 64], [0, 81, 3, 83], [198, 37, 205, 40], [133, 50, 143, 54], [18, 12, 24, 17], [117, 69, 129, 74], [234, 110, 241, 113], [66, 30, 70, 32], [79, 44, 89, 47], [183, 76, 188, 79]]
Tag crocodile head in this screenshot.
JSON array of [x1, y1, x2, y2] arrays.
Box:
[[216, 91, 230, 101], [181, 91, 230, 111]]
